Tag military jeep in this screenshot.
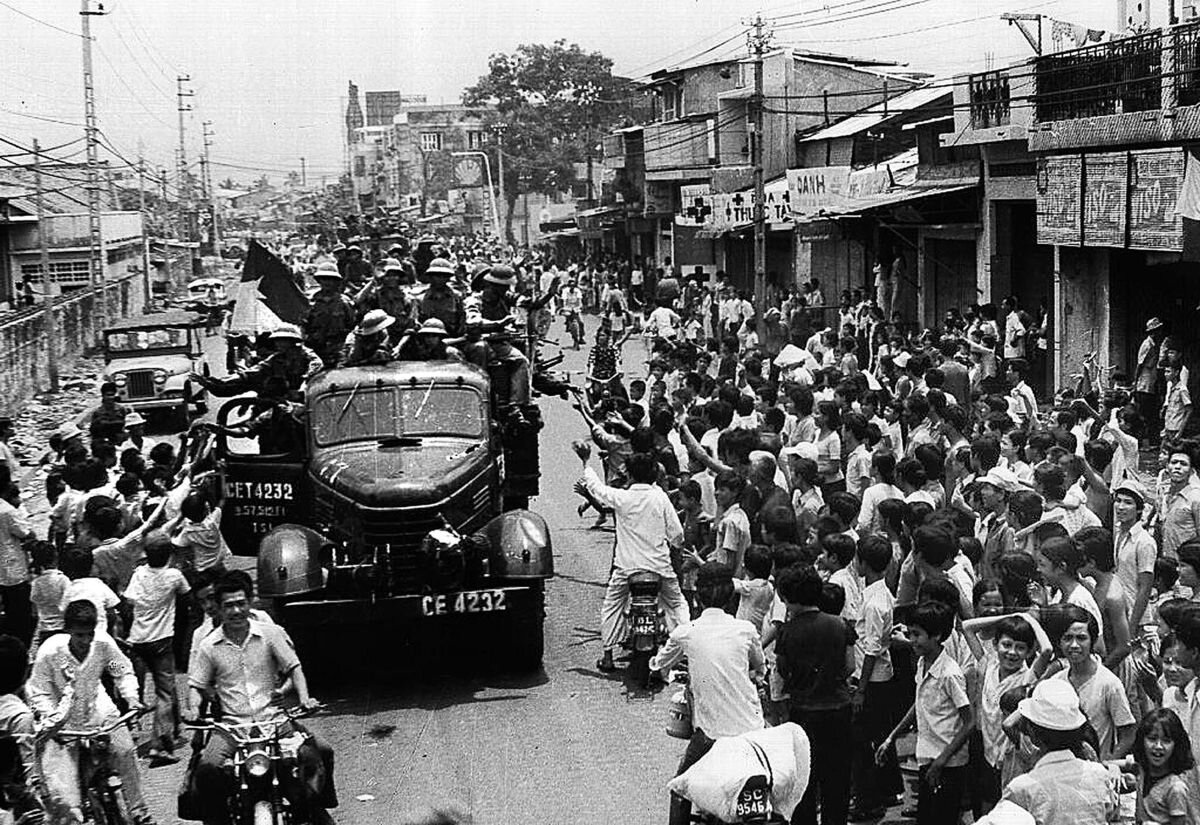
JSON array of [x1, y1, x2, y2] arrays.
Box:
[[213, 360, 552, 670]]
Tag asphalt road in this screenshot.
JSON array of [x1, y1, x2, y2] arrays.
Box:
[[132, 317, 682, 825]]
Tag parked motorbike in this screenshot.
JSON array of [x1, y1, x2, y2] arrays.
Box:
[[183, 707, 322, 825], [626, 570, 667, 688], [54, 709, 146, 825]]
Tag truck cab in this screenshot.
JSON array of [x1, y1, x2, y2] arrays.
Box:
[[212, 359, 551, 670]]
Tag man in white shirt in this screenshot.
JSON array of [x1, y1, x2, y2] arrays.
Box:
[[651, 562, 765, 825], [575, 445, 689, 673], [1002, 296, 1025, 360], [1006, 358, 1038, 427]]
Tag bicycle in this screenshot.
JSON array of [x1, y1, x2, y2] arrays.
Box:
[[54, 709, 146, 825]]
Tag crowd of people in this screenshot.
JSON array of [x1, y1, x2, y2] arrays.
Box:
[[0, 379, 333, 824], [564, 267, 1200, 825]]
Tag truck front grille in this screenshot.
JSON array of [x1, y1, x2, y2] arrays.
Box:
[[125, 370, 155, 400]]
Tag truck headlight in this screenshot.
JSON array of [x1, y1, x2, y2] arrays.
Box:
[[153, 369, 168, 384], [113, 373, 127, 387]]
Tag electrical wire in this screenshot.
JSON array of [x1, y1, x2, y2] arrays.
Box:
[[771, 0, 937, 33], [120, 9, 181, 78], [0, 107, 84, 127], [778, 0, 1056, 44], [0, 0, 82, 38], [620, 22, 747, 77], [0, 136, 85, 158], [94, 44, 176, 130], [108, 18, 174, 101]]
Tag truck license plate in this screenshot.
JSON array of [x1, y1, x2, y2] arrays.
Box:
[[421, 589, 508, 617]]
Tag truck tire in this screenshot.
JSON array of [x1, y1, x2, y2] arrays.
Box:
[[508, 581, 545, 672]]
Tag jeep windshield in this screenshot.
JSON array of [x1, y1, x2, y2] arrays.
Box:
[[106, 328, 189, 353], [311, 385, 486, 447]]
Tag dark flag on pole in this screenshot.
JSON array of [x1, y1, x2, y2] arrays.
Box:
[[240, 238, 309, 324]]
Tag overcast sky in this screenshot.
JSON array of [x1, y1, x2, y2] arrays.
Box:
[[0, 0, 1113, 185]]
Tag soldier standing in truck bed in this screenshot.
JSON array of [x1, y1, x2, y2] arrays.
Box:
[[415, 257, 466, 339], [343, 245, 373, 289], [354, 259, 413, 344], [304, 263, 356, 368], [195, 325, 323, 397]]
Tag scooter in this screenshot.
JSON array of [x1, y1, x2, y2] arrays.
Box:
[[626, 570, 666, 688]]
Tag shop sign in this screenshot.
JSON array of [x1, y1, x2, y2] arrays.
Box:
[[1082, 153, 1127, 247], [1036, 155, 1083, 246], [1128, 148, 1184, 251]]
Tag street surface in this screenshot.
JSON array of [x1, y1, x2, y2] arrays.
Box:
[[129, 317, 682, 825]]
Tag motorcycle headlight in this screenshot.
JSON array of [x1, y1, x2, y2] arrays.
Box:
[[245, 751, 270, 778]]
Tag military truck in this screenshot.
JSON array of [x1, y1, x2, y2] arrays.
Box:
[[212, 359, 552, 670]]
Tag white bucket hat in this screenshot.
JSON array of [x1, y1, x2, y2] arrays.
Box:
[[1017, 680, 1087, 731]]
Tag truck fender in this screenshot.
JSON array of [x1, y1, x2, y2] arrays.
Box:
[[479, 509, 553, 579], [257, 524, 327, 598]]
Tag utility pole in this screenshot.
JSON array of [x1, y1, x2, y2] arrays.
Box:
[[137, 155, 151, 305], [176, 75, 194, 241], [33, 139, 60, 392], [748, 11, 773, 316], [202, 121, 220, 251], [491, 122, 508, 243], [300, 156, 307, 187], [81, 0, 107, 337], [159, 167, 171, 289]]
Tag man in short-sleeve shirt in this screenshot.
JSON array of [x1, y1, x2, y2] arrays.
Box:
[[189, 580, 332, 824]]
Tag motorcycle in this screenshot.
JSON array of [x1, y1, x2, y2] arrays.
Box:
[[626, 570, 667, 688], [54, 708, 146, 825], [182, 707, 323, 825], [562, 309, 584, 350]]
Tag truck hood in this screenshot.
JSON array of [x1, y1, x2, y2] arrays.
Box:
[[309, 437, 490, 507], [104, 354, 195, 375]]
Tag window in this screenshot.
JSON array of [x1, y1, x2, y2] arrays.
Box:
[[466, 130, 484, 150], [420, 132, 443, 152], [661, 85, 681, 121], [20, 260, 91, 284]]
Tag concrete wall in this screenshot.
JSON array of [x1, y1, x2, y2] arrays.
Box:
[[0, 272, 141, 415]]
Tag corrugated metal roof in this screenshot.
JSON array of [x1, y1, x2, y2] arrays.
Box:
[[798, 85, 952, 143]]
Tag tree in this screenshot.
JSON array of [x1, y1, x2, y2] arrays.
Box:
[[463, 40, 637, 242], [219, 177, 236, 190]]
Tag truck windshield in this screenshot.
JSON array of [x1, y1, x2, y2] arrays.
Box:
[[106, 328, 189, 352], [311, 385, 485, 446]]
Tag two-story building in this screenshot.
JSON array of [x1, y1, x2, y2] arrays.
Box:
[[971, 16, 1200, 391], [609, 49, 927, 285]]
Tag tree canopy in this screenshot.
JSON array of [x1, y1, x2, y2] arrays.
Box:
[[463, 40, 638, 238]]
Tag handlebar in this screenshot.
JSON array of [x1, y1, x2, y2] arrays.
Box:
[[183, 703, 324, 737], [57, 708, 147, 740]]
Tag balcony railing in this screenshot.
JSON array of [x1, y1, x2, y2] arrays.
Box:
[[969, 70, 1011, 128], [1175, 22, 1200, 106], [1034, 29, 1162, 122]]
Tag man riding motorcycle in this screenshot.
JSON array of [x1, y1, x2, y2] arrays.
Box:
[[187, 575, 335, 825], [572, 445, 689, 674]]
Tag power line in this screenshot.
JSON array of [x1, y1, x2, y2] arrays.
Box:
[[120, 10, 181, 77], [0, 0, 82, 38], [108, 19, 174, 101], [778, 0, 1056, 44], [0, 107, 84, 127], [772, 0, 938, 32], [94, 43, 175, 129]]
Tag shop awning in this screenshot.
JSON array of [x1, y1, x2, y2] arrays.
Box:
[[821, 181, 976, 217]]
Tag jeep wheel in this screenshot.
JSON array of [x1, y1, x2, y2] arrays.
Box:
[[508, 581, 545, 672]]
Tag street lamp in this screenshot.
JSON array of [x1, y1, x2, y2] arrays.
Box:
[[451, 151, 501, 241]]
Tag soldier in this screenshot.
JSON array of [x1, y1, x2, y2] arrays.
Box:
[[396, 318, 455, 361], [87, 382, 131, 443], [355, 259, 413, 343], [341, 309, 396, 366], [304, 264, 356, 368], [343, 245, 373, 289], [467, 265, 535, 420], [195, 324, 323, 397], [416, 257, 466, 339], [331, 244, 348, 280]]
